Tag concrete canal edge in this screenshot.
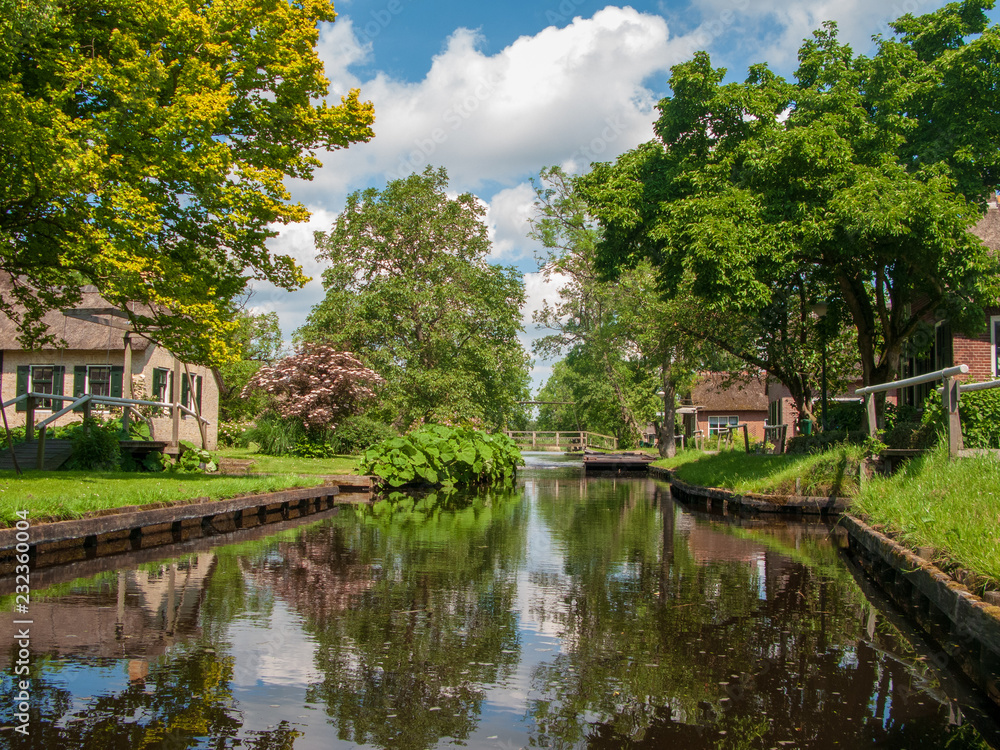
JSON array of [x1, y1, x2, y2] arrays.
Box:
[[839, 514, 1000, 704], [649, 464, 1000, 704], [648, 465, 850, 515], [0, 476, 374, 574]]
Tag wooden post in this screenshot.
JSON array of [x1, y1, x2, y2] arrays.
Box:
[[122, 334, 132, 437], [943, 374, 963, 458], [532, 431, 536, 449], [25, 396, 35, 443], [171, 360, 181, 448], [865, 393, 877, 437], [36, 425, 46, 470], [742, 424, 750, 453], [556, 432, 560, 448], [83, 399, 92, 434]]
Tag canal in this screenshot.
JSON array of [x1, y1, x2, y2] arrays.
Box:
[[1, 453, 999, 748]]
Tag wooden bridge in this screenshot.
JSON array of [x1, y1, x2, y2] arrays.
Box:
[[504, 431, 618, 451]]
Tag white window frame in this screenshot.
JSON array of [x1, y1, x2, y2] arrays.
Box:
[[30, 365, 56, 410], [87, 365, 113, 399], [708, 415, 740, 436]]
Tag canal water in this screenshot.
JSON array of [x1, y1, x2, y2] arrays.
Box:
[[2, 453, 1000, 748]]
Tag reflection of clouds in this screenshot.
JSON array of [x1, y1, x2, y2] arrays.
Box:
[[228, 601, 321, 688]]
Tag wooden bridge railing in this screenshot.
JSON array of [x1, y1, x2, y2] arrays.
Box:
[[505, 431, 618, 451]]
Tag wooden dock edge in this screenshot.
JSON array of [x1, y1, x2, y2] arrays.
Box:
[[840, 514, 1000, 705], [0, 479, 375, 573]]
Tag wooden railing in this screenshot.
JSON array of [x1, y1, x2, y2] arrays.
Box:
[[856, 364, 982, 458], [505, 431, 618, 451], [1, 392, 210, 469]]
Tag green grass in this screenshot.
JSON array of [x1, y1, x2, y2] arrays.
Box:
[[0, 471, 329, 527], [855, 445, 1000, 588], [216, 447, 361, 475], [652, 446, 863, 498]]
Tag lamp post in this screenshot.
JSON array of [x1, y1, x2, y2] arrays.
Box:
[[811, 302, 829, 431]]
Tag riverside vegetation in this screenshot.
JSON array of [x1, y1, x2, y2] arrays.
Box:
[[654, 442, 1000, 591]]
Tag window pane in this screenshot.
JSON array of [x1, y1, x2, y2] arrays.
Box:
[[89, 366, 111, 398]]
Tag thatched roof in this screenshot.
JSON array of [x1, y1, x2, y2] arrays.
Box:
[[0, 276, 153, 352], [689, 373, 769, 412], [971, 205, 1000, 251]]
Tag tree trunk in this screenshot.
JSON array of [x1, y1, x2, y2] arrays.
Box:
[[656, 355, 677, 458]]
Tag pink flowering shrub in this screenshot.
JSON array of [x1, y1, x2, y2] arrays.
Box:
[[241, 345, 384, 431]]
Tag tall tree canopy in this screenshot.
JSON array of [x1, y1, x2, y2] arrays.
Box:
[[299, 166, 530, 430], [580, 1, 1000, 412], [0, 0, 374, 365]]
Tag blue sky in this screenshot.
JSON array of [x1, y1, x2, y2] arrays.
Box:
[[252, 0, 999, 393]]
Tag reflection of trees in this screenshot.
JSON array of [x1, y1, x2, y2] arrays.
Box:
[[527, 480, 993, 749], [290, 489, 529, 750], [0, 641, 301, 749]]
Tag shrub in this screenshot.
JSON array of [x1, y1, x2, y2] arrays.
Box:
[[329, 416, 396, 455], [172, 441, 218, 473], [922, 385, 1000, 449], [361, 424, 523, 488], [218, 420, 252, 448], [65, 418, 121, 471], [242, 413, 307, 455]]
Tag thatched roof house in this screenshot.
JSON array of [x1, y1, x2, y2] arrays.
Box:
[[0, 278, 219, 449]]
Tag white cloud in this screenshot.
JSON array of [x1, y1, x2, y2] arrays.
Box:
[[520, 270, 571, 393], [486, 182, 543, 262], [291, 6, 690, 206]]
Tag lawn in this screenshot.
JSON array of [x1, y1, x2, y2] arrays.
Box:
[[215, 447, 361, 475], [854, 446, 1000, 589], [0, 471, 329, 527], [651, 446, 864, 498]]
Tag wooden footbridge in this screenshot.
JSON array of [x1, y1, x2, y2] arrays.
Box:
[[504, 431, 618, 451]]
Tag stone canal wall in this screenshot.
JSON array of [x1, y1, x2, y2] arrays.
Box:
[[0, 479, 372, 574], [651, 466, 1000, 705]]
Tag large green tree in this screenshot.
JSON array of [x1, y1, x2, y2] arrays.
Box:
[[1, 0, 374, 365], [580, 1, 1000, 419], [299, 166, 530, 430]]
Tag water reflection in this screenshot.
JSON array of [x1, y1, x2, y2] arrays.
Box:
[[0, 468, 997, 749]]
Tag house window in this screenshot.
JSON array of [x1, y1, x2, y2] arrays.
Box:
[[30, 366, 55, 409], [708, 415, 739, 435], [88, 366, 112, 398], [152, 368, 170, 403]]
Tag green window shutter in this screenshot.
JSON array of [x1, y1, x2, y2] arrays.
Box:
[[52, 366, 65, 397], [196, 375, 203, 413], [168, 372, 174, 404], [73, 366, 87, 411], [181, 374, 190, 409], [15, 366, 28, 412], [152, 369, 164, 400], [111, 365, 124, 399]]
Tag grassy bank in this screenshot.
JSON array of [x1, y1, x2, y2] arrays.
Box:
[[651, 446, 863, 498], [653, 444, 1000, 589], [0, 471, 329, 527], [216, 447, 360, 475], [855, 446, 1000, 589]]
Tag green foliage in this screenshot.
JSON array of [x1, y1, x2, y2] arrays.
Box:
[[329, 416, 397, 455], [217, 420, 251, 448], [171, 441, 217, 474], [242, 414, 307, 456], [786, 430, 868, 454], [0, 0, 374, 366], [65, 418, 121, 471], [143, 451, 170, 473], [299, 166, 530, 430], [361, 424, 524, 488], [579, 2, 1000, 422], [923, 386, 1000, 449]]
